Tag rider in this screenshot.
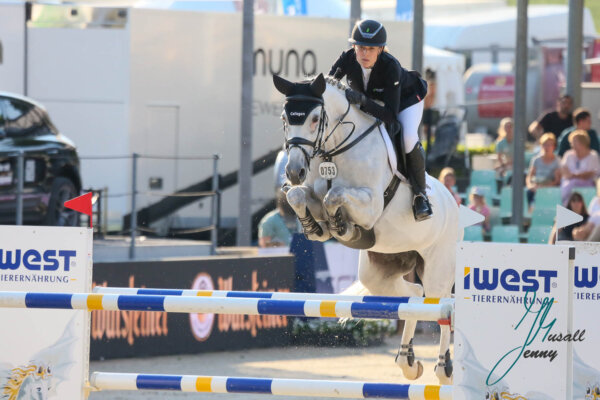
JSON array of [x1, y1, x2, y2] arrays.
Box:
[[328, 19, 432, 221]]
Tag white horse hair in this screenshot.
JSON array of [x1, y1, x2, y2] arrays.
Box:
[[273, 73, 460, 384]]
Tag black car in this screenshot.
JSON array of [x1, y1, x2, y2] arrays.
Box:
[[0, 92, 81, 226]]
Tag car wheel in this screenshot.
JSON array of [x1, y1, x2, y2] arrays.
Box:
[[45, 177, 80, 227]]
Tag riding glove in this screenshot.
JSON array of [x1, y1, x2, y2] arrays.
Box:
[[345, 89, 367, 106]]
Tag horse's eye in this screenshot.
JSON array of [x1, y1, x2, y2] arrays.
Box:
[[312, 116, 319, 123], [47, 366, 51, 374], [38, 367, 43, 374]]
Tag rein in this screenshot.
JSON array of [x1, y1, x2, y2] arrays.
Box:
[[284, 95, 381, 165]]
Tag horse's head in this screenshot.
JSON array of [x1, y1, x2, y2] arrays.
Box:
[[3, 363, 52, 400], [273, 73, 326, 185], [21, 373, 51, 400]]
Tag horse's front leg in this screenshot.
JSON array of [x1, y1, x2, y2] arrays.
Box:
[[322, 186, 383, 243], [286, 185, 332, 242]]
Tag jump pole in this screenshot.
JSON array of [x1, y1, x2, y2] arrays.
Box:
[[90, 373, 453, 400], [0, 291, 452, 324], [94, 287, 455, 305]]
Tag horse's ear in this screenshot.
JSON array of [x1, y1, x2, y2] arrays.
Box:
[[273, 74, 294, 96], [310, 73, 326, 97]]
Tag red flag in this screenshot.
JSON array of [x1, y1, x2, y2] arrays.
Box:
[[64, 192, 93, 228]]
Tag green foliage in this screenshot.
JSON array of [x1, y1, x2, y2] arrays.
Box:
[[291, 318, 396, 347], [506, 0, 600, 34]]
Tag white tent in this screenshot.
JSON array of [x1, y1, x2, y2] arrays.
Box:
[[426, 5, 597, 64], [424, 45, 466, 110]]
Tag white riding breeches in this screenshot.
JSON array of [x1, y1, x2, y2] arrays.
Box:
[[398, 100, 424, 153]]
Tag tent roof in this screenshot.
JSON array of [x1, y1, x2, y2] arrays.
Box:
[[426, 5, 597, 50]]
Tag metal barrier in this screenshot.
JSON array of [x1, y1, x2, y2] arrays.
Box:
[[9, 152, 221, 257]]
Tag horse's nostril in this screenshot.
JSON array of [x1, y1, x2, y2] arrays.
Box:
[[299, 168, 306, 181]]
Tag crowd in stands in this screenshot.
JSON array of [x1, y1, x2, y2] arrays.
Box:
[[439, 94, 600, 243]]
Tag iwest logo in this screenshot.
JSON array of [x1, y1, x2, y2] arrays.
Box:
[[0, 249, 77, 271], [575, 266, 599, 289], [463, 267, 558, 293]]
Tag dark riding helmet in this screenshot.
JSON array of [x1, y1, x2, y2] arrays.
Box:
[[348, 19, 387, 47]]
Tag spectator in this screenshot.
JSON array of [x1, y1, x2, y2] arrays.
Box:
[[495, 117, 514, 180], [528, 94, 574, 140], [468, 186, 491, 233], [557, 107, 600, 157], [526, 133, 561, 209], [438, 167, 461, 206], [570, 180, 600, 242], [258, 191, 300, 248], [551, 191, 590, 243], [560, 130, 600, 203]]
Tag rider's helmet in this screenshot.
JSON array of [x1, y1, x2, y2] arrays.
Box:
[[348, 19, 387, 47]]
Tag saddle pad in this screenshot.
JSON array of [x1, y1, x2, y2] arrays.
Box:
[[378, 125, 407, 182]]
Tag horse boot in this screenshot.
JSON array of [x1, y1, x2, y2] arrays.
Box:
[[405, 142, 433, 221]]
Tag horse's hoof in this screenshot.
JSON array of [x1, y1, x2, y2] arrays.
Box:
[[434, 351, 453, 385], [435, 364, 453, 385], [397, 358, 423, 380]]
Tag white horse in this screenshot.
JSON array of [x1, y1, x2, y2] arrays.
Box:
[[273, 73, 460, 384]]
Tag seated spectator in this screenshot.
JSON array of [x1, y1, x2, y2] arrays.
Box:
[[468, 186, 491, 233], [528, 94, 574, 140], [526, 133, 561, 209], [570, 180, 600, 242], [560, 130, 600, 203], [557, 107, 600, 157], [551, 191, 590, 243], [438, 167, 461, 206], [495, 117, 514, 180], [258, 191, 300, 248]]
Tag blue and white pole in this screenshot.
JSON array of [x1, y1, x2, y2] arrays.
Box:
[[90, 373, 453, 399], [94, 286, 454, 306], [0, 291, 452, 324]]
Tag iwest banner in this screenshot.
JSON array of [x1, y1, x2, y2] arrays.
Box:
[[91, 255, 295, 360], [455, 242, 573, 399], [0, 226, 93, 400]]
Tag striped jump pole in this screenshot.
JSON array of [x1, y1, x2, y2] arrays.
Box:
[[90, 373, 452, 399], [94, 287, 455, 306], [0, 291, 452, 324]]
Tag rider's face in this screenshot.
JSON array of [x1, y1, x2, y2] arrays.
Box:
[[354, 45, 382, 69]]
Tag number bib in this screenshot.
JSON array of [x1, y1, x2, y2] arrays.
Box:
[[319, 162, 338, 179]]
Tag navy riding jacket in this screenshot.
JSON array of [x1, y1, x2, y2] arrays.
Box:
[[328, 48, 428, 129]]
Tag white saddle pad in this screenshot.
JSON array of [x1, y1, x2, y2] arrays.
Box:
[[378, 125, 408, 183]]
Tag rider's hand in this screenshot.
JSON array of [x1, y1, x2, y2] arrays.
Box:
[[345, 89, 366, 106]]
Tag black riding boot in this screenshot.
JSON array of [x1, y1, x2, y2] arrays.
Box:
[[405, 143, 433, 221]]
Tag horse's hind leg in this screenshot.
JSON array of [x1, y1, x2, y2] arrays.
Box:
[[391, 257, 426, 381], [419, 245, 456, 385], [358, 251, 426, 381]]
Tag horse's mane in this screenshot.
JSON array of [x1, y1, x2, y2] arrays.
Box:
[[2, 365, 37, 400], [324, 75, 350, 94]]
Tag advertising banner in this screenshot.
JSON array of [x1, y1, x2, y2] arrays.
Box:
[[558, 241, 600, 398], [0, 226, 93, 400], [91, 255, 295, 360], [455, 242, 573, 399]]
